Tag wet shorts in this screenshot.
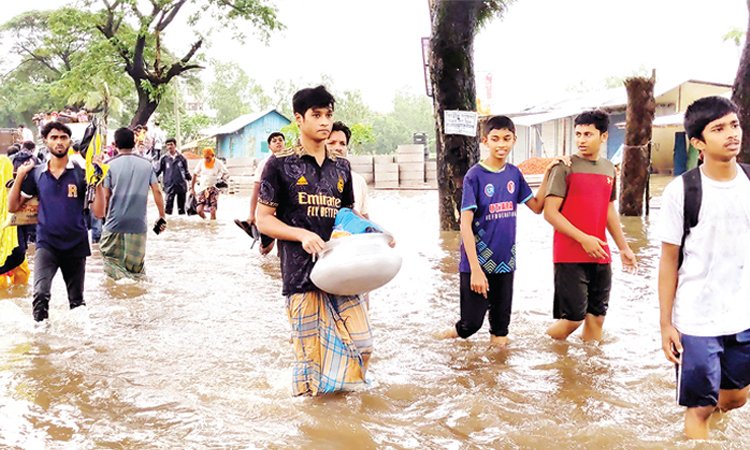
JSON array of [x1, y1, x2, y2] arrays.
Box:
[[676, 329, 750, 408], [553, 263, 611, 322]]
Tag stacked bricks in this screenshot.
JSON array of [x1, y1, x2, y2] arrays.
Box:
[[374, 155, 399, 188], [396, 144, 425, 187], [425, 158, 437, 188], [347, 155, 374, 184]]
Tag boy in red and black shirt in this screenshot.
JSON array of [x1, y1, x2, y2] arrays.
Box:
[[543, 110, 637, 341]]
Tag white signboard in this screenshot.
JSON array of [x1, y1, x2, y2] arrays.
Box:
[[444, 110, 478, 137]]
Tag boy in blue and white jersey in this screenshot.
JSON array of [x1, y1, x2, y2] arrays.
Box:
[[441, 115, 557, 347]]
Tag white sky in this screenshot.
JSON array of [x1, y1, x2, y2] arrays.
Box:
[[4, 0, 748, 113]]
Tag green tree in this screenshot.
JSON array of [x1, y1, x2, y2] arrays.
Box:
[[0, 8, 132, 128], [428, 0, 511, 230], [90, 0, 283, 126], [209, 60, 271, 124]]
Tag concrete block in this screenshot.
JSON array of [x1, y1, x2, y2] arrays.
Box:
[[374, 162, 399, 174], [424, 161, 437, 171], [360, 173, 374, 184], [347, 155, 373, 165], [399, 171, 425, 182], [396, 153, 424, 164], [399, 162, 425, 173], [397, 144, 425, 155], [375, 171, 399, 182], [351, 163, 374, 174], [225, 157, 255, 168], [375, 181, 399, 189], [374, 155, 394, 164]]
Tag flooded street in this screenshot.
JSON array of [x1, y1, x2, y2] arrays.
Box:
[[2, 177, 749, 449]]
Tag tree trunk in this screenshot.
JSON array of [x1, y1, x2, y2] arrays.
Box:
[[619, 75, 655, 216], [429, 0, 482, 231], [131, 84, 159, 127], [732, 0, 750, 164]]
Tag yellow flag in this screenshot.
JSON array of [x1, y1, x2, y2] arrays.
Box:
[[85, 129, 109, 185]]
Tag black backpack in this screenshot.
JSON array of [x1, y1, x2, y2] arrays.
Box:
[[679, 163, 750, 268]]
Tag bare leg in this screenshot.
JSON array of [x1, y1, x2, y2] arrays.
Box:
[[196, 205, 206, 219], [546, 319, 583, 340], [437, 327, 459, 339], [581, 314, 605, 341], [489, 334, 508, 347], [717, 386, 749, 412], [685, 406, 714, 440], [210, 209, 217, 220]]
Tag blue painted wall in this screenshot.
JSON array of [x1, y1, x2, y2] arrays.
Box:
[[215, 111, 291, 159], [606, 112, 626, 160]]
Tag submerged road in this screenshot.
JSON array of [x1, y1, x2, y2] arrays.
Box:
[[1, 179, 748, 449]]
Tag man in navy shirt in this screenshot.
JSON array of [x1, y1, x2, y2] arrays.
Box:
[[8, 121, 92, 323]]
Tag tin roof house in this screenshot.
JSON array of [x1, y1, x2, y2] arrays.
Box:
[[502, 80, 732, 174], [206, 110, 291, 160]]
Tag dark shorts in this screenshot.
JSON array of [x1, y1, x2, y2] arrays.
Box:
[[553, 263, 611, 322], [455, 271, 514, 338], [677, 329, 750, 408]]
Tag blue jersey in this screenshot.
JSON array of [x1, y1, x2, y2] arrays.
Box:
[[459, 162, 532, 274]]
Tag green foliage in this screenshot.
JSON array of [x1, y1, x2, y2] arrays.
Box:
[[280, 122, 300, 145], [477, 0, 513, 29], [0, 7, 135, 128], [209, 60, 271, 124], [348, 123, 375, 154], [724, 27, 745, 47], [160, 112, 215, 144]]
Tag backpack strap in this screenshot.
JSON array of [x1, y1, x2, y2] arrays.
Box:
[[679, 167, 702, 269]]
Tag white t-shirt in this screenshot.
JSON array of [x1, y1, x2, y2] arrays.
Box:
[[655, 167, 750, 336], [352, 170, 369, 216], [193, 159, 229, 192]]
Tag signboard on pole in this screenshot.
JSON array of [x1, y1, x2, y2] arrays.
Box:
[[444, 110, 478, 137]]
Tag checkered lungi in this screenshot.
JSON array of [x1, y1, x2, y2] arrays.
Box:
[[100, 230, 147, 280], [196, 187, 219, 212], [286, 290, 372, 396]]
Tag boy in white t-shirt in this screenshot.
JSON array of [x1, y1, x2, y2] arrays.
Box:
[[657, 96, 750, 439]]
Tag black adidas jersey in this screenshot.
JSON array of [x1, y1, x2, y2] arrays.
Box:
[[259, 144, 354, 296]]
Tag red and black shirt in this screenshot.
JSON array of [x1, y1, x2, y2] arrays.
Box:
[[258, 144, 355, 295], [546, 155, 617, 264]]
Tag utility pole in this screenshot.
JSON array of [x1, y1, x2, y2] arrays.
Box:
[[174, 77, 181, 149]]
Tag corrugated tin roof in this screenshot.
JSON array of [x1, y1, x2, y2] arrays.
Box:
[[203, 109, 289, 137]]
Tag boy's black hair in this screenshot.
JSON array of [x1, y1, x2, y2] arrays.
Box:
[[684, 96, 740, 141], [292, 85, 335, 117], [165, 137, 177, 145], [22, 141, 35, 151], [41, 121, 72, 139], [575, 110, 610, 134], [331, 122, 351, 145], [114, 127, 135, 149], [267, 132, 285, 145], [483, 115, 516, 137]]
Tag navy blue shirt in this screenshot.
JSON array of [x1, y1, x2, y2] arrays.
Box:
[[21, 159, 90, 258], [258, 144, 355, 296], [459, 162, 532, 274]]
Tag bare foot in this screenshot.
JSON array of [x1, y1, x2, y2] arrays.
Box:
[[489, 335, 508, 348], [437, 328, 459, 339]]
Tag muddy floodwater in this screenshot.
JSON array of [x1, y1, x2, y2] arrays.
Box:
[[1, 176, 749, 449]]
